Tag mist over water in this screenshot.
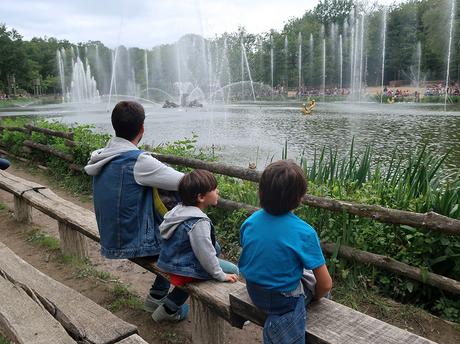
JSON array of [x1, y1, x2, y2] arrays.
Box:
[[2, 101, 459, 175]]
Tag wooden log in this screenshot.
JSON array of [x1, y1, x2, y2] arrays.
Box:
[[23, 140, 74, 162], [0, 271, 76, 344], [229, 288, 437, 344], [190, 296, 225, 344], [58, 221, 88, 259], [25, 124, 74, 140], [13, 195, 32, 223], [150, 152, 460, 235], [0, 242, 138, 343], [0, 126, 30, 134], [321, 243, 460, 295], [150, 152, 262, 182]]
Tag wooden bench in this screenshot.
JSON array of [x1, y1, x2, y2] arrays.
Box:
[[0, 170, 438, 344], [0, 242, 147, 344]]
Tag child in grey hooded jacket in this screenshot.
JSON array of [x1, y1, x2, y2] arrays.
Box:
[[152, 169, 239, 321]]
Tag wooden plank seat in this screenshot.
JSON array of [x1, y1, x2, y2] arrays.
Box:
[[0, 170, 439, 344], [0, 242, 138, 344], [229, 288, 437, 344]]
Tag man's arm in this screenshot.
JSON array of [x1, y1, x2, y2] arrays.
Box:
[[133, 152, 183, 190]]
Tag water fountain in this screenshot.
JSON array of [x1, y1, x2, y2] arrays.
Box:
[[339, 34, 343, 90], [309, 34, 314, 87], [380, 8, 387, 103], [284, 36, 288, 87], [416, 41, 422, 92], [68, 56, 100, 103], [144, 50, 149, 99], [298, 32, 302, 91], [444, 0, 455, 111], [270, 35, 274, 98]]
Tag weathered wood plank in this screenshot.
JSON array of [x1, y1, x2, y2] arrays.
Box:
[[0, 242, 137, 344], [116, 334, 149, 344], [229, 288, 438, 344], [58, 222, 88, 259], [13, 195, 32, 223], [23, 140, 74, 162], [0, 271, 76, 344], [190, 296, 225, 344]]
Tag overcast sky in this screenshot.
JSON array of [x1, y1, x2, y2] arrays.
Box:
[[3, 0, 402, 48]]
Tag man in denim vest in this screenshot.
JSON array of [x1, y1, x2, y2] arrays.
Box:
[[85, 101, 188, 321]]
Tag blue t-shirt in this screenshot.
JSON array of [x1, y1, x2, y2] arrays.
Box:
[[238, 209, 325, 292]]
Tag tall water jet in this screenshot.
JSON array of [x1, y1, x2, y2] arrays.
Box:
[[358, 15, 365, 101], [241, 39, 245, 99], [144, 50, 149, 99], [380, 8, 387, 103], [270, 35, 274, 98], [309, 34, 314, 87], [339, 34, 343, 90], [322, 38, 326, 101], [444, 0, 455, 111], [284, 36, 288, 87], [69, 56, 99, 103], [241, 41, 256, 101], [107, 47, 119, 110], [56, 48, 66, 101], [298, 32, 302, 91], [416, 41, 422, 92]]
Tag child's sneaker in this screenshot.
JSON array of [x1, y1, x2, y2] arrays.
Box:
[[143, 294, 167, 313], [151, 304, 189, 322]]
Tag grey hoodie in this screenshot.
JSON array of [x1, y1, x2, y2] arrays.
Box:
[[159, 204, 227, 281], [84, 137, 183, 189]]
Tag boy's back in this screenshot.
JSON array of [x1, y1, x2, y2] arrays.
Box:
[[239, 209, 324, 292]]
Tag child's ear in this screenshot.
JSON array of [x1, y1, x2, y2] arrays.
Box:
[[197, 193, 205, 203]]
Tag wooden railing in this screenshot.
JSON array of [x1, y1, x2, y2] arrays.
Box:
[[0, 171, 437, 344], [0, 124, 459, 296]]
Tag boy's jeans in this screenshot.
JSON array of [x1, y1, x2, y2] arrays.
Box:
[[246, 281, 313, 344]]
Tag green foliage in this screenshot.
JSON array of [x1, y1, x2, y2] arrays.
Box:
[[0, 335, 10, 344], [25, 228, 60, 251]]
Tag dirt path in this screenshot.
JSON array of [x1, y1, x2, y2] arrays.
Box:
[[0, 162, 458, 344]]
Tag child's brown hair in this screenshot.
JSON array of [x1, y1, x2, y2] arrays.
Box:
[[179, 169, 218, 206], [259, 160, 307, 215]]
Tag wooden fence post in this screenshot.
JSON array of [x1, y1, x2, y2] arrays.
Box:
[[58, 222, 88, 259], [190, 296, 225, 344], [13, 196, 32, 223]]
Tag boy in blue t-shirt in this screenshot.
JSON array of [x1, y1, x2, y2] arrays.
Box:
[[239, 160, 332, 344]]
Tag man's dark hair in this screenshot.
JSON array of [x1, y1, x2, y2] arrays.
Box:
[[259, 160, 307, 215], [111, 101, 145, 141], [179, 169, 218, 206]]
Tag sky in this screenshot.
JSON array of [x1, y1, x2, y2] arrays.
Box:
[[2, 0, 402, 48]]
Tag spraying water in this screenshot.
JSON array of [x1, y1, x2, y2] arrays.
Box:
[[444, 0, 455, 111], [339, 34, 343, 90], [57, 49, 66, 102], [144, 50, 149, 99], [241, 39, 245, 99], [270, 35, 274, 99], [309, 34, 314, 87], [416, 41, 422, 92], [107, 48, 119, 111], [322, 38, 326, 101], [380, 9, 387, 103], [284, 36, 288, 87], [298, 32, 302, 91], [241, 41, 256, 101]]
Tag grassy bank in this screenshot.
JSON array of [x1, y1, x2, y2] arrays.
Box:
[[0, 116, 459, 323]]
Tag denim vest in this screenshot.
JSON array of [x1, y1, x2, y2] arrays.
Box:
[[93, 150, 162, 259], [157, 217, 222, 279]]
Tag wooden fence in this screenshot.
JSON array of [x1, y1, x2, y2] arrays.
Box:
[[0, 124, 459, 295]]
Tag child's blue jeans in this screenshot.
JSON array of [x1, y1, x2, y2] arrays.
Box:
[[246, 281, 313, 344]]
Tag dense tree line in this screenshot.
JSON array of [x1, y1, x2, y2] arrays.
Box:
[[0, 0, 458, 96]]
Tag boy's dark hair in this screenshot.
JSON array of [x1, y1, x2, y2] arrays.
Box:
[[111, 101, 145, 141], [259, 160, 307, 215], [179, 169, 218, 206]]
